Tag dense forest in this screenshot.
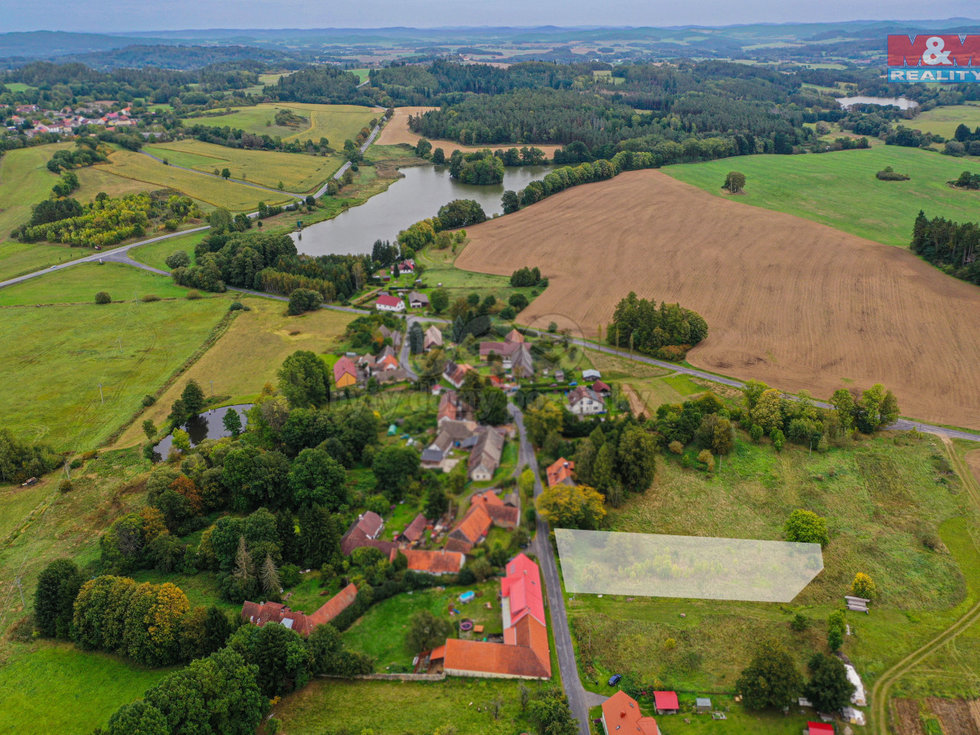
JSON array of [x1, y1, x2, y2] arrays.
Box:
[[265, 66, 376, 106], [606, 292, 709, 360], [911, 211, 980, 285]]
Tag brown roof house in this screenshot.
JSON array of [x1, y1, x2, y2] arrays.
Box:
[[479, 333, 534, 376], [470, 490, 519, 529], [567, 386, 605, 416], [546, 458, 575, 487], [446, 504, 493, 553], [438, 390, 475, 424], [468, 427, 506, 481], [424, 325, 444, 351], [341, 511, 397, 556], [398, 513, 428, 544], [443, 361, 475, 389], [403, 549, 465, 575], [241, 582, 358, 637]]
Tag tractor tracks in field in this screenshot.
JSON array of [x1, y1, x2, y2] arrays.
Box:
[[871, 437, 980, 735]]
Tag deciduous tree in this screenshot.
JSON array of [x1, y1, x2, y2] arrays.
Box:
[[735, 640, 802, 711]]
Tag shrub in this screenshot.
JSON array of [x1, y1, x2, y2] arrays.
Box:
[[850, 573, 877, 599], [697, 449, 715, 472], [875, 166, 910, 181], [668, 440, 684, 455], [790, 613, 809, 632], [142, 394, 157, 407], [165, 251, 190, 269], [287, 288, 322, 315], [229, 301, 246, 311], [186, 290, 201, 300], [59, 479, 72, 493], [94, 291, 111, 304], [140, 294, 160, 302], [785, 509, 829, 547]]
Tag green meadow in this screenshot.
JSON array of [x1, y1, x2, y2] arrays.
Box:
[[665, 146, 980, 247], [182, 102, 378, 147], [910, 103, 980, 139]]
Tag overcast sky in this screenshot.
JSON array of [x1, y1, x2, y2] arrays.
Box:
[[2, 0, 978, 33]]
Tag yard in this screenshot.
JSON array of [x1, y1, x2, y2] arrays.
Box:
[[342, 580, 503, 671]]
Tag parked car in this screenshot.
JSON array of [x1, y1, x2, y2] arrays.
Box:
[[608, 674, 622, 686]]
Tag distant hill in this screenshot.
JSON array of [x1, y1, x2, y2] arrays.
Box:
[[0, 30, 170, 58], [61, 44, 310, 71]]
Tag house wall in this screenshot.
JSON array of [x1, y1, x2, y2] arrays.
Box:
[[470, 466, 493, 481], [336, 373, 357, 388], [444, 667, 547, 681]]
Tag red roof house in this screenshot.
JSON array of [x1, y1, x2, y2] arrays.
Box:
[[398, 512, 428, 544], [445, 504, 493, 553], [653, 691, 679, 714], [241, 582, 357, 637], [402, 549, 465, 575], [470, 490, 519, 529], [807, 724, 835, 735], [375, 294, 405, 312], [546, 457, 575, 487], [601, 690, 660, 735]]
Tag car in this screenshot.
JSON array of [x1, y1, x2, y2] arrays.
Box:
[[608, 674, 622, 686]]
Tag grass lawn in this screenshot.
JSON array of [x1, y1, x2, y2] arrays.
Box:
[[182, 103, 378, 147], [380, 498, 425, 540], [0, 262, 193, 306], [416, 241, 539, 307], [0, 241, 86, 281], [274, 677, 551, 735], [143, 140, 344, 194], [341, 580, 503, 671], [3, 82, 35, 92], [567, 431, 977, 700], [910, 103, 980, 139], [0, 142, 71, 240], [114, 296, 354, 447], [129, 229, 207, 272], [664, 146, 980, 247], [0, 293, 230, 451], [94, 148, 294, 211], [129, 570, 239, 613], [0, 643, 170, 735]]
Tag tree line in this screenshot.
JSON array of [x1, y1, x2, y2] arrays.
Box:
[[911, 210, 980, 285]]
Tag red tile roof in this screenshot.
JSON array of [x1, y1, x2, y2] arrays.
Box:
[[399, 512, 428, 543], [441, 637, 549, 679], [308, 583, 358, 627], [502, 553, 545, 626], [241, 582, 358, 637], [333, 356, 357, 383], [602, 691, 660, 735], [448, 504, 492, 550], [808, 724, 835, 735], [375, 294, 403, 308], [546, 458, 575, 487], [403, 549, 465, 575], [341, 511, 392, 556], [653, 691, 679, 711]]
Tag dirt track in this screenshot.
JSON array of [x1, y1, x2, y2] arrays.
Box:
[[454, 169, 980, 430], [375, 106, 562, 157]]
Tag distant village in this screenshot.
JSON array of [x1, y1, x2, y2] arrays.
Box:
[[2, 101, 142, 137]]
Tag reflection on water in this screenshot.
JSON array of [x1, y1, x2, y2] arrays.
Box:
[[153, 404, 252, 461], [293, 164, 548, 257]]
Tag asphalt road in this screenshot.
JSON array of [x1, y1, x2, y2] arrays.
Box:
[[509, 402, 603, 735]]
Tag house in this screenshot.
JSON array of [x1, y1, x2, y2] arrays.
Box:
[[443, 361, 474, 389], [653, 691, 679, 715], [378, 325, 403, 349], [398, 513, 428, 544], [333, 356, 358, 388], [422, 419, 480, 470], [341, 511, 397, 556], [426, 553, 551, 680], [601, 690, 660, 735], [695, 697, 712, 714], [546, 458, 575, 487], [408, 291, 429, 309], [505, 328, 525, 343], [424, 325, 443, 350], [470, 490, 519, 528], [567, 386, 605, 416], [510, 344, 535, 378], [593, 380, 612, 397], [582, 369, 602, 381], [375, 294, 405, 312], [398, 259, 416, 275], [468, 428, 505, 481], [807, 723, 835, 735], [446, 504, 493, 553], [438, 390, 475, 423], [478, 332, 534, 376], [241, 582, 357, 637], [402, 549, 464, 575]]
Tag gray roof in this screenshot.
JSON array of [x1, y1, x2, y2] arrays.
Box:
[[696, 698, 712, 707], [421, 447, 446, 463]]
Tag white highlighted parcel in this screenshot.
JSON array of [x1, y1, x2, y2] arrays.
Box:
[[555, 529, 823, 603]]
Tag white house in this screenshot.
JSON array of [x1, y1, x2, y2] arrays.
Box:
[[567, 386, 605, 416], [375, 294, 405, 312]]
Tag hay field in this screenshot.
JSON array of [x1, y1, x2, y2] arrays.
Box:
[[375, 106, 562, 157], [114, 297, 354, 447], [182, 103, 379, 145], [454, 170, 980, 429], [0, 143, 72, 241], [94, 148, 293, 211], [143, 140, 342, 193], [910, 103, 980, 139]]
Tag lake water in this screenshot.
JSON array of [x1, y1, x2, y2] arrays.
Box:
[[836, 96, 919, 111], [153, 404, 252, 461], [293, 165, 549, 257]]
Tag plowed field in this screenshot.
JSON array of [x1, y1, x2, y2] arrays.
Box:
[[454, 170, 980, 430], [375, 106, 562, 157]]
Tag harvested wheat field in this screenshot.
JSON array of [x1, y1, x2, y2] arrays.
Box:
[[375, 106, 562, 157], [455, 170, 980, 430]]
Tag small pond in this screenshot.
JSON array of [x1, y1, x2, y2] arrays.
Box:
[[836, 96, 919, 110], [153, 404, 252, 461], [293, 164, 549, 257]]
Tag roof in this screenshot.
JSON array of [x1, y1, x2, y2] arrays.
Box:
[[438, 391, 475, 423], [568, 385, 603, 407], [808, 724, 835, 735], [583, 369, 601, 379], [333, 356, 357, 383], [480, 341, 520, 359], [593, 380, 612, 394], [502, 553, 545, 626], [695, 697, 712, 707], [400, 513, 428, 542], [472, 490, 519, 528], [340, 511, 390, 555], [505, 329, 525, 343], [424, 325, 443, 347], [403, 549, 465, 575], [442, 636, 549, 679], [653, 691, 679, 711], [449, 504, 493, 546], [468, 428, 505, 474], [546, 458, 575, 487], [601, 691, 660, 735], [408, 290, 429, 304], [375, 294, 403, 308], [308, 583, 358, 627], [241, 583, 357, 637]]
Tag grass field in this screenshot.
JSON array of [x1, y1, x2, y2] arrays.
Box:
[[910, 103, 980, 140], [182, 103, 378, 147], [0, 241, 86, 281], [0, 643, 169, 735], [115, 297, 354, 447], [94, 148, 294, 211], [0, 282, 231, 451], [0, 142, 71, 241], [0, 262, 192, 306], [455, 169, 980, 430], [342, 580, 502, 671], [3, 82, 34, 92], [568, 432, 976, 700], [129, 229, 207, 272], [273, 678, 551, 735], [664, 146, 980, 247], [143, 140, 343, 193]]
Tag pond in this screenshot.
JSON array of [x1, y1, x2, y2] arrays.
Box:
[[153, 404, 252, 461], [836, 95, 919, 110], [292, 164, 548, 257]]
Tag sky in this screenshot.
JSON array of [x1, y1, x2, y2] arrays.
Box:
[[1, 0, 978, 34]]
